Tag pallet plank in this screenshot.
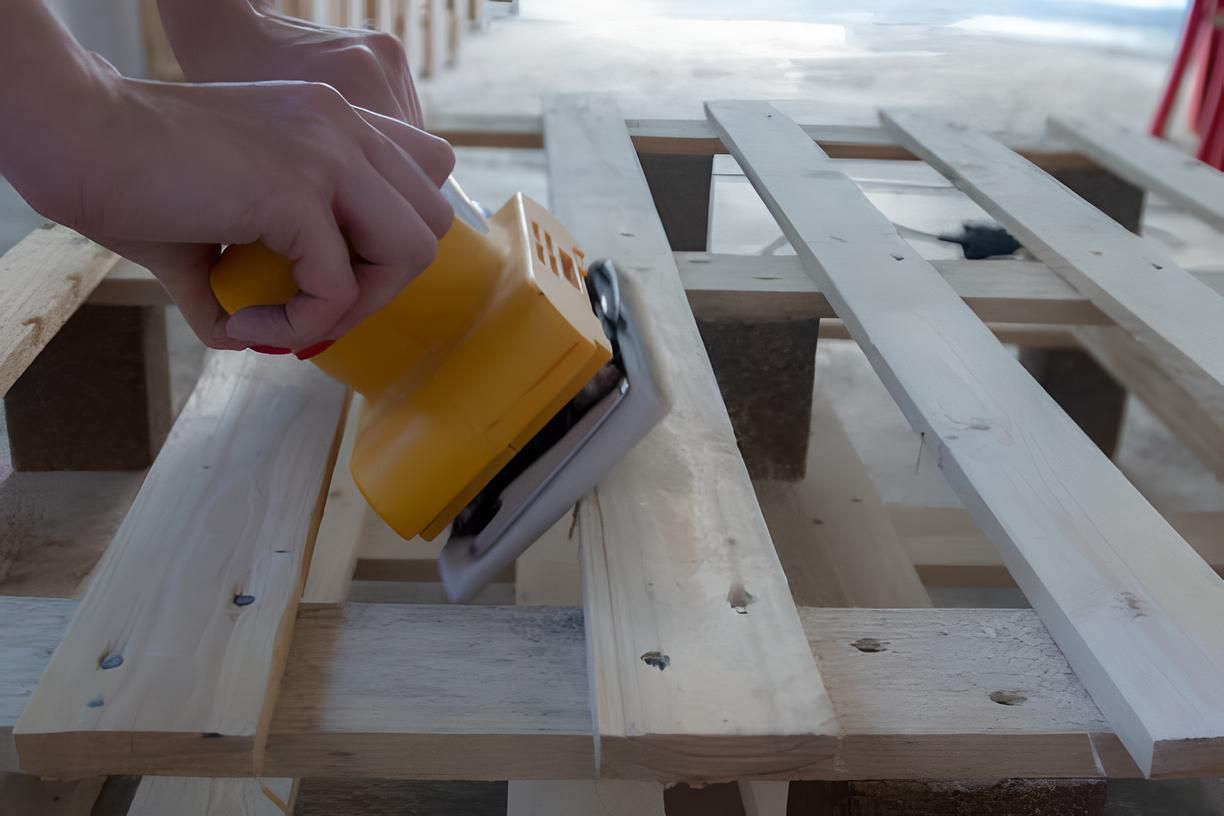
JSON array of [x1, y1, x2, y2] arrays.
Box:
[[545, 94, 837, 781], [708, 101, 1224, 778], [1, 599, 1142, 780], [129, 777, 296, 816], [0, 226, 118, 396], [882, 111, 1224, 420], [13, 352, 347, 777], [301, 394, 370, 606], [1048, 116, 1224, 231]]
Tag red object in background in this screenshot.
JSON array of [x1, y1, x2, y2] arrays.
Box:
[[1151, 0, 1224, 169]]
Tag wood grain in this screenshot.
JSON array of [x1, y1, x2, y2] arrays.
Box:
[[14, 352, 347, 778], [546, 94, 837, 781], [1, 599, 1149, 781], [128, 777, 296, 816], [301, 393, 370, 606], [709, 101, 1224, 778], [0, 225, 118, 396]]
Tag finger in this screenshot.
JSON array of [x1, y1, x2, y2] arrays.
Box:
[[367, 32, 423, 126], [225, 208, 357, 348], [332, 44, 410, 121], [322, 171, 439, 335], [154, 246, 249, 351], [357, 109, 456, 188], [357, 132, 454, 238]]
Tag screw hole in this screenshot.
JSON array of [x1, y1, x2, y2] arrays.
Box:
[[851, 638, 886, 653], [641, 651, 670, 671]]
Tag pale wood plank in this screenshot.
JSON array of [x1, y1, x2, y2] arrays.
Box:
[[1049, 116, 1224, 232], [1075, 325, 1224, 481], [129, 777, 297, 816], [508, 457, 663, 814], [679, 253, 1112, 324], [546, 94, 837, 781], [708, 100, 1224, 778], [882, 110, 1224, 422], [1, 599, 1143, 780], [0, 226, 118, 396], [0, 772, 104, 816], [738, 781, 788, 816], [895, 506, 1224, 584], [301, 394, 371, 606], [13, 352, 348, 778]]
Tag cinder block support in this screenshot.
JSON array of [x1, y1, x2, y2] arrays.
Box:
[[4, 305, 171, 471], [639, 151, 815, 480]]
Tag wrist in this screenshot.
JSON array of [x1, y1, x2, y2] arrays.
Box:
[[0, 47, 122, 223]]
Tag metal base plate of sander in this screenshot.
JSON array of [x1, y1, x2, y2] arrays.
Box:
[[439, 259, 665, 602]]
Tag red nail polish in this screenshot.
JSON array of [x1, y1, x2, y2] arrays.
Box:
[[295, 340, 336, 361], [251, 345, 292, 355]]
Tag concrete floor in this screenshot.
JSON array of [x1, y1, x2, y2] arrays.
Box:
[[3, 2, 1224, 810]]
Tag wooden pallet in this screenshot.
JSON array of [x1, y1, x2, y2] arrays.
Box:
[[3, 97, 1224, 815]]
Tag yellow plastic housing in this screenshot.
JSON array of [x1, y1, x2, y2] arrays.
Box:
[[211, 194, 612, 540]]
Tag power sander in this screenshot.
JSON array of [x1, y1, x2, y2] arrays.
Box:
[[210, 179, 667, 602]]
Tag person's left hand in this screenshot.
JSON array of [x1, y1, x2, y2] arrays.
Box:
[[159, 3, 422, 124]]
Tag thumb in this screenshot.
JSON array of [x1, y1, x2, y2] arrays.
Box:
[[142, 243, 249, 351]]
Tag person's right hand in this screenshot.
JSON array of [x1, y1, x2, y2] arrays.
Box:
[[12, 66, 454, 352]]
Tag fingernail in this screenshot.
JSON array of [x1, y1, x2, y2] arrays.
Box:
[[251, 345, 292, 355], [295, 340, 336, 361]]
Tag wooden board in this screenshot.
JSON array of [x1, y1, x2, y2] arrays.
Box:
[[128, 777, 296, 816], [545, 94, 837, 781], [882, 111, 1224, 421], [708, 101, 1224, 778], [1048, 116, 1224, 231], [1, 598, 1147, 780], [14, 352, 348, 778], [0, 225, 119, 396], [301, 393, 370, 606]]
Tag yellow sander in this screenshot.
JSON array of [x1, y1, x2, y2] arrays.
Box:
[[210, 179, 667, 602]]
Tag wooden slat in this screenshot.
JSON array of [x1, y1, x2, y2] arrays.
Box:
[[882, 111, 1224, 422], [129, 778, 297, 816], [13, 352, 348, 778], [2, 599, 1144, 780], [0, 226, 118, 396], [1049, 116, 1224, 231], [707, 101, 1224, 778], [893, 506, 1224, 585], [545, 94, 837, 781], [680, 254, 1107, 325], [301, 394, 371, 606]]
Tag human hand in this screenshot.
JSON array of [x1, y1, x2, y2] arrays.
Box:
[[159, 1, 422, 125], [11, 67, 453, 351]]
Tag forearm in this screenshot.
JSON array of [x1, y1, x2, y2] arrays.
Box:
[[156, 0, 263, 80], [0, 0, 112, 213]]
